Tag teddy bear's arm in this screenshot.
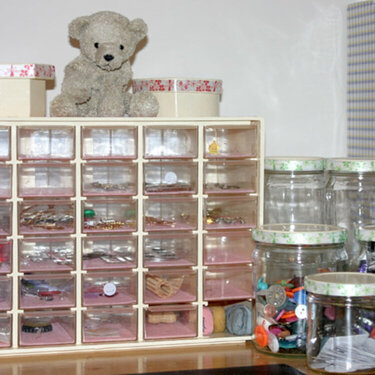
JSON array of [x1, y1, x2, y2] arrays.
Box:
[[61, 58, 94, 104]]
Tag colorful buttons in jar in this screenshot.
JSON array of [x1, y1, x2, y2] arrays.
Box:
[[252, 224, 347, 356]]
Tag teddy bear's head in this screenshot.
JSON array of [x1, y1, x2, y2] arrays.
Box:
[[69, 11, 147, 71]]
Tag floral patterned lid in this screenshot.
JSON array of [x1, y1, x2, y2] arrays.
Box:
[[356, 224, 375, 242], [252, 224, 347, 245], [132, 78, 223, 94], [264, 157, 325, 171], [0, 64, 55, 80], [305, 272, 375, 297], [326, 158, 375, 172]]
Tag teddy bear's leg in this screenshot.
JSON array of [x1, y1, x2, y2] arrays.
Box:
[[129, 92, 159, 117], [97, 88, 127, 117], [50, 94, 79, 117]]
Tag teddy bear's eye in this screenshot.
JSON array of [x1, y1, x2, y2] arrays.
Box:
[[94, 42, 99, 49], [120, 45, 124, 50]]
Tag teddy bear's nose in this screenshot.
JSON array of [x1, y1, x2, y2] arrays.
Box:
[[104, 54, 114, 62]]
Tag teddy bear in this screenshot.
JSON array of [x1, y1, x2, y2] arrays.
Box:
[[50, 11, 159, 117]]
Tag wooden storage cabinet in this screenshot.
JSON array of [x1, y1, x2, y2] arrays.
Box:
[[0, 117, 263, 355]]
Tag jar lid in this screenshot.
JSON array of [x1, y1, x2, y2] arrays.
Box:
[[326, 158, 375, 172], [252, 224, 347, 245], [264, 157, 325, 171], [356, 224, 375, 242], [305, 272, 375, 297], [132, 78, 223, 94]]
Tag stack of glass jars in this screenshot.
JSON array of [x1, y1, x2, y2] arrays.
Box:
[[264, 157, 326, 224], [252, 224, 347, 356], [326, 158, 375, 270]]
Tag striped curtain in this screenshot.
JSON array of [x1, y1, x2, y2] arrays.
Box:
[[348, 1, 375, 157]]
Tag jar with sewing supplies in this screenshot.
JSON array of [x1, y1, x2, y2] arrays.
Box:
[[305, 272, 375, 374], [356, 224, 375, 273], [252, 224, 347, 356], [264, 157, 326, 225], [326, 158, 375, 270]]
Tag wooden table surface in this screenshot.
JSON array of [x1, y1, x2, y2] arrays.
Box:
[[0, 342, 316, 375]]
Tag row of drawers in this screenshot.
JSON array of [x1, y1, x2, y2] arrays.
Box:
[[0, 125, 259, 160], [0, 266, 253, 310]]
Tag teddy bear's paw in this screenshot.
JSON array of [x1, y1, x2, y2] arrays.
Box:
[[50, 95, 78, 117], [129, 92, 159, 117]]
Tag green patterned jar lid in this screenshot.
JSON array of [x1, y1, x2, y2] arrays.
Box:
[[305, 272, 375, 297], [264, 157, 325, 172], [252, 224, 347, 245], [326, 158, 375, 172], [356, 224, 375, 242]]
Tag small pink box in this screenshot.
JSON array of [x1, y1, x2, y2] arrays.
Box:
[[81, 126, 137, 160], [204, 160, 257, 194], [19, 310, 75, 347], [204, 265, 253, 301], [82, 162, 137, 197], [82, 235, 137, 270], [144, 268, 197, 304], [17, 126, 75, 160], [204, 231, 254, 265], [83, 307, 137, 343], [144, 304, 197, 340], [20, 274, 75, 310], [83, 199, 137, 233], [143, 126, 198, 159], [144, 233, 197, 268], [144, 197, 197, 232], [82, 271, 137, 307], [144, 160, 198, 195], [204, 196, 257, 230], [19, 237, 75, 273], [18, 163, 75, 198], [204, 125, 258, 159]]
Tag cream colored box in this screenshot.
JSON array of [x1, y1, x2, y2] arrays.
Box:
[[0, 64, 55, 117]]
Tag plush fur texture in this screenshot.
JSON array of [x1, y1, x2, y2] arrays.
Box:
[[50, 11, 158, 117]]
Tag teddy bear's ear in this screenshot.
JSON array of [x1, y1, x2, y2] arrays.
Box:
[[69, 16, 90, 40], [129, 19, 148, 44]]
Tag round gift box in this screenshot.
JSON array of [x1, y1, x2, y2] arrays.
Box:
[[132, 78, 223, 117]]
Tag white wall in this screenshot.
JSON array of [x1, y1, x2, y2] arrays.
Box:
[[0, 0, 350, 157]]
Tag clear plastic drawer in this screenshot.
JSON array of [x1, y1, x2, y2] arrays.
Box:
[[19, 237, 75, 272], [144, 233, 197, 268], [82, 235, 137, 270], [20, 274, 75, 309], [0, 240, 11, 274], [144, 304, 197, 340], [0, 165, 11, 198], [0, 313, 11, 348], [82, 127, 137, 160], [18, 127, 74, 160], [82, 272, 137, 307], [0, 277, 11, 311], [204, 265, 253, 301], [144, 268, 197, 304], [18, 163, 75, 198], [82, 162, 137, 197], [19, 310, 75, 347], [83, 307, 137, 343]]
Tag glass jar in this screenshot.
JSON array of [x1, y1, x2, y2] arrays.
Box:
[[252, 224, 347, 356], [356, 224, 375, 273], [264, 157, 326, 224], [326, 158, 375, 270], [305, 272, 375, 374]]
